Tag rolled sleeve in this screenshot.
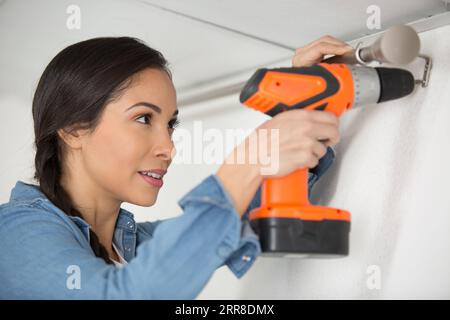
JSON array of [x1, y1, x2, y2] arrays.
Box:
[[211, 176, 262, 279], [222, 219, 261, 278]]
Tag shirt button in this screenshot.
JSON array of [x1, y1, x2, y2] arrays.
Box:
[[242, 255, 252, 262]]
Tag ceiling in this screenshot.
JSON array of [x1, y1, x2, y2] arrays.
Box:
[[0, 0, 448, 105], [142, 0, 448, 49]]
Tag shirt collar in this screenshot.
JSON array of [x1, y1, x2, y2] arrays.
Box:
[[9, 180, 46, 203]]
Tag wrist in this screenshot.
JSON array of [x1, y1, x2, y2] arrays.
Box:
[[216, 143, 263, 216]]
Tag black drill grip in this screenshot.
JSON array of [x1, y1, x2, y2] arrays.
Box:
[[375, 67, 415, 102]]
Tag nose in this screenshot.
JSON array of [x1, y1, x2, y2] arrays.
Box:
[[153, 129, 175, 162]]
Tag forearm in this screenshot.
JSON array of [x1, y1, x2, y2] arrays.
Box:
[[216, 139, 263, 217]]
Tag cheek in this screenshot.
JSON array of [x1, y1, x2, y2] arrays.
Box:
[[83, 121, 144, 187]]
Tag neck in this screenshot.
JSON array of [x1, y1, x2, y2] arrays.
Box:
[[60, 167, 122, 256]]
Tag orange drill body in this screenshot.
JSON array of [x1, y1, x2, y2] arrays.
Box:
[[243, 63, 355, 117], [239, 62, 415, 257]]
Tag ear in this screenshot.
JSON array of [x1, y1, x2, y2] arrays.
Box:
[[57, 126, 88, 149]]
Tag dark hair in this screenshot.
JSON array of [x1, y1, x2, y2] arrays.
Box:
[[32, 37, 171, 264]]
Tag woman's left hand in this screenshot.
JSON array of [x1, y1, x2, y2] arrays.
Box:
[[292, 35, 353, 67]]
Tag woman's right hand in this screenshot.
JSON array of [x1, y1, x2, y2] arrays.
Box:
[[216, 108, 340, 216], [254, 108, 340, 178]]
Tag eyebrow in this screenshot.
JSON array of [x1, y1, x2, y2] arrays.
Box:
[[126, 102, 178, 117]]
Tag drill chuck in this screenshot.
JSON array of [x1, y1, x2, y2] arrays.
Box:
[[375, 67, 415, 102]]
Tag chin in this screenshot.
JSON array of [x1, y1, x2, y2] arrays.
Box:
[[131, 176, 161, 206], [125, 189, 157, 207], [135, 196, 157, 207]]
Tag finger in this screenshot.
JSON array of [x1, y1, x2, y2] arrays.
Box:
[[309, 122, 340, 145], [311, 140, 328, 159], [304, 35, 352, 50], [310, 42, 353, 58], [307, 110, 339, 125], [293, 42, 352, 67], [317, 138, 331, 145], [321, 138, 339, 149], [306, 154, 320, 169]]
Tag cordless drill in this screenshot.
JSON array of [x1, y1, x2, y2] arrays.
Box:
[[239, 62, 415, 257]]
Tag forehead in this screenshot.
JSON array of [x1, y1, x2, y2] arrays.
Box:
[[113, 68, 177, 114]]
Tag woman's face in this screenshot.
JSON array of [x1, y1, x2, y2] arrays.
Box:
[[74, 68, 178, 207]]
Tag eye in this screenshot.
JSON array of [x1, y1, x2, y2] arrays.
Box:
[[136, 113, 180, 131], [136, 113, 152, 125], [169, 118, 180, 130]]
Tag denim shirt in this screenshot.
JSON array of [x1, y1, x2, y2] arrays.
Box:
[[0, 147, 335, 299]]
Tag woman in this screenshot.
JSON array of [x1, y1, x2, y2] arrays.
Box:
[[0, 35, 351, 299]]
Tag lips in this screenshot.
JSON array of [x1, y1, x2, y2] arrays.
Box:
[[139, 171, 164, 188]]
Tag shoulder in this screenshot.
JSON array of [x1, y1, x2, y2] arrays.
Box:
[[1, 197, 51, 220], [0, 198, 80, 240]]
